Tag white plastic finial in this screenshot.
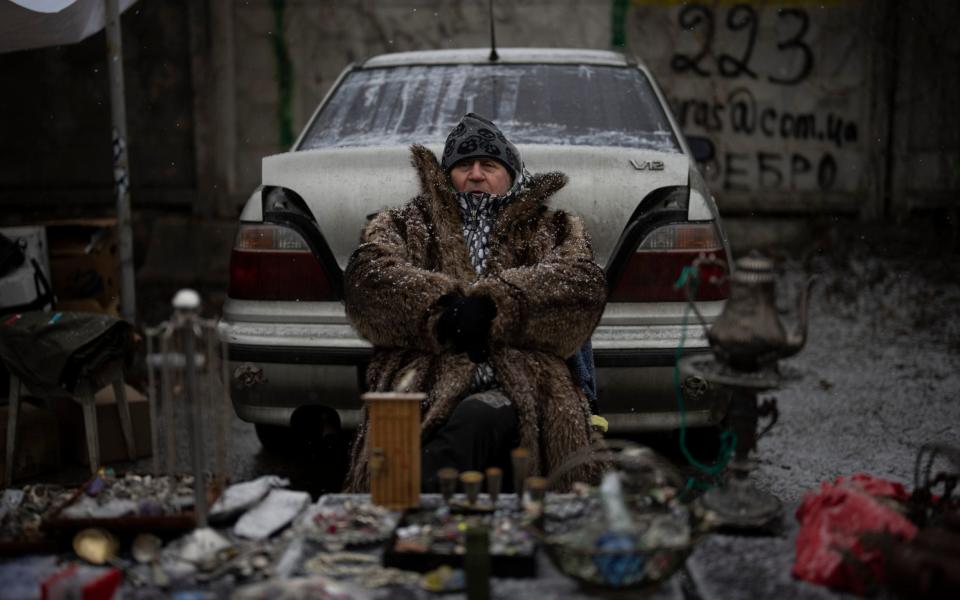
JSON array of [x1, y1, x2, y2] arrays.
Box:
[[172, 288, 201, 311]]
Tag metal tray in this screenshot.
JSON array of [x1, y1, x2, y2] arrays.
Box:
[[382, 507, 538, 578], [42, 475, 223, 536]]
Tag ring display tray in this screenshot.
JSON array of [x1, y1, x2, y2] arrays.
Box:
[[43, 474, 223, 537], [382, 507, 538, 578]]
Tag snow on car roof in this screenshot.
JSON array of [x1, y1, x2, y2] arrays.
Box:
[[363, 47, 634, 68]]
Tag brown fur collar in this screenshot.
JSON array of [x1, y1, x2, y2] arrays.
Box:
[[409, 143, 569, 239]]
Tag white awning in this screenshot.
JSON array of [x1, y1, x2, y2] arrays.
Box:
[[0, 0, 137, 54]]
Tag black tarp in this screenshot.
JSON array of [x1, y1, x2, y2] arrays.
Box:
[[0, 311, 132, 398]]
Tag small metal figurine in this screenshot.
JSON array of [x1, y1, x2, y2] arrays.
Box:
[[460, 471, 483, 506], [438, 468, 459, 504], [511, 448, 531, 509], [525, 476, 547, 506], [485, 467, 502, 505]]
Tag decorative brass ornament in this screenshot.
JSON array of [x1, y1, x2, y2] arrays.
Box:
[[73, 528, 118, 565]]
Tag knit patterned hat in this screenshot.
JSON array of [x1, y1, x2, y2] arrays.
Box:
[[440, 113, 522, 180]]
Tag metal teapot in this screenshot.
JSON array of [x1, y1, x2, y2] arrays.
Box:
[[694, 253, 815, 372]]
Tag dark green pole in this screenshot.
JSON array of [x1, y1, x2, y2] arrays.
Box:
[[270, 0, 294, 149], [612, 0, 629, 48]]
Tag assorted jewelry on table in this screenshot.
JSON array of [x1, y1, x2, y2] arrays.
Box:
[[0, 484, 73, 542], [59, 469, 198, 520], [302, 501, 397, 550], [393, 508, 536, 558], [2, 437, 712, 595]]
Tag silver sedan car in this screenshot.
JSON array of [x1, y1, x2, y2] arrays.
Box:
[[217, 48, 731, 450]]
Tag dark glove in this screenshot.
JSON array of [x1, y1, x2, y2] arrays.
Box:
[[436, 295, 497, 363]]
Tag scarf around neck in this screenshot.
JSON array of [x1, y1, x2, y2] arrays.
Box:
[[454, 171, 527, 275], [453, 172, 527, 392]]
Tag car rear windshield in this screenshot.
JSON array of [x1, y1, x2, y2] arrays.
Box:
[[299, 64, 679, 152]]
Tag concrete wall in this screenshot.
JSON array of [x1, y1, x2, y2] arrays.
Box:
[[888, 0, 960, 217], [0, 0, 197, 218], [217, 0, 611, 211], [0, 0, 957, 225], [624, 0, 885, 216], [205, 0, 957, 220]]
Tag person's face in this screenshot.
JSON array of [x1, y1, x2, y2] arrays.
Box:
[[450, 158, 512, 195]]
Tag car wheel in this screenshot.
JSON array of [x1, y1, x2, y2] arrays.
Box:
[[255, 423, 297, 454]]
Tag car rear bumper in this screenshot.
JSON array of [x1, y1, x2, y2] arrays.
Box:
[[220, 321, 723, 432]]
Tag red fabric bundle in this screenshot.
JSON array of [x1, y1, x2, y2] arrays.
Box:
[[793, 474, 917, 594]]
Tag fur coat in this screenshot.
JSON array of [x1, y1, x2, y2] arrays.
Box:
[[343, 144, 607, 491]]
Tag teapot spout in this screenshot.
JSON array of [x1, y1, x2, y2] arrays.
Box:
[[782, 275, 818, 358]]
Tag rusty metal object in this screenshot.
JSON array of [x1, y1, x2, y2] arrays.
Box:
[[681, 375, 708, 402], [693, 253, 815, 372], [756, 397, 779, 441], [233, 363, 266, 388], [368, 448, 385, 475], [861, 528, 960, 599]]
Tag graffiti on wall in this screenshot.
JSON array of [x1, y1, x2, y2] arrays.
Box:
[[628, 1, 867, 198]]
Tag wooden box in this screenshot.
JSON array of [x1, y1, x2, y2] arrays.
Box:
[[45, 218, 120, 316], [365, 392, 423, 510]]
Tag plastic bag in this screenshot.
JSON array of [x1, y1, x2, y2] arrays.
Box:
[[793, 474, 917, 594]]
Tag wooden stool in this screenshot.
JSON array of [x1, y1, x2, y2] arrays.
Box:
[[4, 359, 135, 486]]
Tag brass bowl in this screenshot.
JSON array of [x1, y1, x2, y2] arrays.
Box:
[[541, 533, 696, 589], [535, 439, 702, 589]]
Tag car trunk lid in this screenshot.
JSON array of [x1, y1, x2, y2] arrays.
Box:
[[261, 144, 690, 271]]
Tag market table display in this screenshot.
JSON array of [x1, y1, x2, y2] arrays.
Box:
[[2, 461, 957, 599], [3, 265, 956, 599], [0, 474, 690, 599]]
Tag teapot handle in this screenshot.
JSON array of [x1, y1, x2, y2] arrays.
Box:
[[683, 254, 729, 331]]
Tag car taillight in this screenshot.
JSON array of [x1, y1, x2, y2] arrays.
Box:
[[609, 222, 729, 302], [228, 223, 336, 301]]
